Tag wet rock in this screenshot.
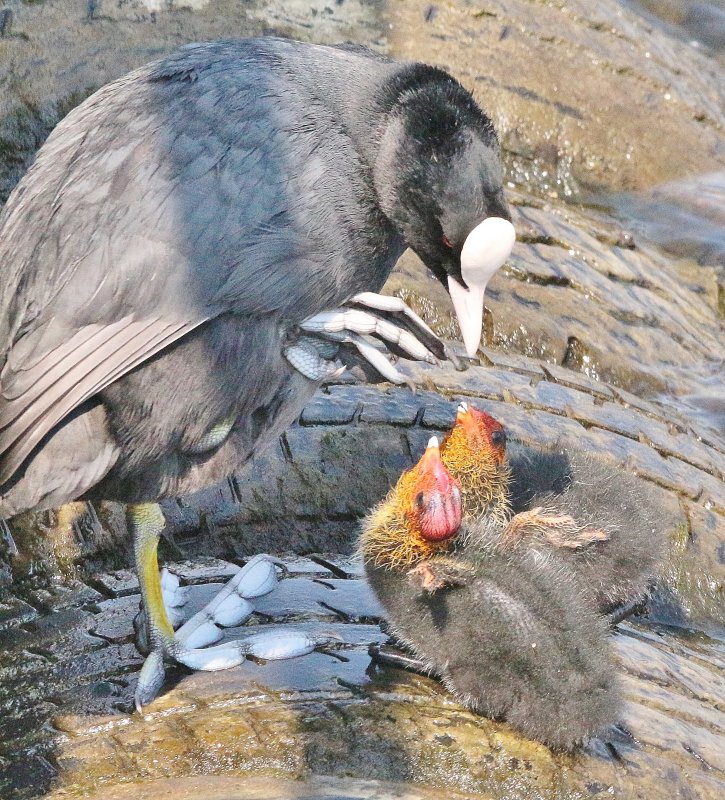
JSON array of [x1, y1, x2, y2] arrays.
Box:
[[386, 196, 724, 430], [0, 596, 37, 631], [0, 541, 722, 799], [627, 0, 725, 53], [41, 614, 725, 800], [0, 1, 723, 796], [605, 171, 725, 267]]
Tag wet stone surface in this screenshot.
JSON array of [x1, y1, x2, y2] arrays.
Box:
[[387, 193, 725, 441], [0, 1, 723, 797], [0, 551, 722, 800]]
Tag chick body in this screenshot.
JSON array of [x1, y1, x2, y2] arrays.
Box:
[[360, 442, 619, 750], [443, 404, 669, 611], [507, 444, 669, 609]]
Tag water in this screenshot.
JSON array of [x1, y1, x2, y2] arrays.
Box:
[[579, 171, 725, 439], [603, 171, 725, 268], [623, 0, 725, 54]]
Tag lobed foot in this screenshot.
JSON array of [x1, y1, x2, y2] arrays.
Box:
[[134, 549, 342, 710], [285, 292, 449, 387], [174, 555, 278, 648], [135, 628, 339, 710]]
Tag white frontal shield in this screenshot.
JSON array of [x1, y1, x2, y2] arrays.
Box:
[[448, 217, 515, 357]]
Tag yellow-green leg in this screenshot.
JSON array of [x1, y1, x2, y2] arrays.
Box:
[[128, 502, 337, 711], [129, 502, 177, 710]]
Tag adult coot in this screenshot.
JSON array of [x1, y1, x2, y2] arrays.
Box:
[[0, 38, 515, 707]]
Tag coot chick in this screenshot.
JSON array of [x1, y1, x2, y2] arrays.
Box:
[[439, 402, 510, 521], [0, 38, 515, 707], [361, 438, 618, 750], [447, 403, 668, 610]]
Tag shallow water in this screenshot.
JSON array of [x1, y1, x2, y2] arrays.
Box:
[[576, 172, 725, 438], [623, 0, 725, 54], [602, 171, 725, 268]]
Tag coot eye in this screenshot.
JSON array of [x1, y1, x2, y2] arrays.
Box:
[[441, 235, 454, 249], [415, 491, 426, 510], [491, 429, 507, 447]]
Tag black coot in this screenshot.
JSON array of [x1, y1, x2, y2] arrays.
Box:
[[0, 38, 514, 707]]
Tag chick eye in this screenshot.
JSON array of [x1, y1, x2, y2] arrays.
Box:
[[415, 491, 426, 510], [491, 429, 507, 447], [441, 235, 454, 249]]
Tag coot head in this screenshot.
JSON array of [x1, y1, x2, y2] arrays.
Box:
[[380, 75, 515, 355]]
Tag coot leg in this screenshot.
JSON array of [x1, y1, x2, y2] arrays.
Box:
[[129, 505, 337, 709]]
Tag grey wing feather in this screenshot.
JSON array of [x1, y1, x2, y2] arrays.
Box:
[[0, 317, 206, 483], [0, 40, 378, 486]]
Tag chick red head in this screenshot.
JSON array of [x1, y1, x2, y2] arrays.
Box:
[[406, 436, 462, 541], [451, 402, 507, 465]]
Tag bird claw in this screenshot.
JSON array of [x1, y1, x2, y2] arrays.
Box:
[[135, 649, 167, 713], [288, 293, 451, 387], [348, 292, 446, 361], [284, 336, 347, 382], [134, 555, 334, 709], [135, 628, 335, 708], [160, 568, 189, 609], [368, 643, 430, 675], [501, 508, 610, 550], [299, 307, 440, 365]]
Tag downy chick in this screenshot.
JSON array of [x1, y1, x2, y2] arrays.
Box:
[[447, 403, 668, 610], [360, 437, 618, 750]]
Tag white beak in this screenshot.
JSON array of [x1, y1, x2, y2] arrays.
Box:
[[448, 217, 516, 357]]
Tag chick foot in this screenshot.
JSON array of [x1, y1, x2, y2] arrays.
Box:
[[369, 642, 431, 675], [501, 507, 609, 550], [407, 556, 474, 593]]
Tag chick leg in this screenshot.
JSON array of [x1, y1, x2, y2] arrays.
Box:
[[369, 643, 432, 675], [130, 504, 336, 710]]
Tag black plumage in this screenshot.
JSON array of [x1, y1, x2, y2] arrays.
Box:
[[365, 517, 619, 750], [0, 37, 510, 516]]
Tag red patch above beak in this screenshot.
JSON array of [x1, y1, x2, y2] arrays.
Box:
[[412, 437, 463, 541], [418, 485, 463, 541]]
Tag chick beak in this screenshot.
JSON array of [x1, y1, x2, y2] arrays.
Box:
[[455, 401, 479, 439], [417, 435, 445, 472], [416, 437, 462, 542], [449, 217, 516, 357]]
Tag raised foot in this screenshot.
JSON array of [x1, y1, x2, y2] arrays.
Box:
[[501, 507, 610, 549], [285, 292, 448, 387]]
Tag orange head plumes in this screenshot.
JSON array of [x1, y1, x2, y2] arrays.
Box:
[[360, 437, 462, 569], [440, 402, 511, 521]]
